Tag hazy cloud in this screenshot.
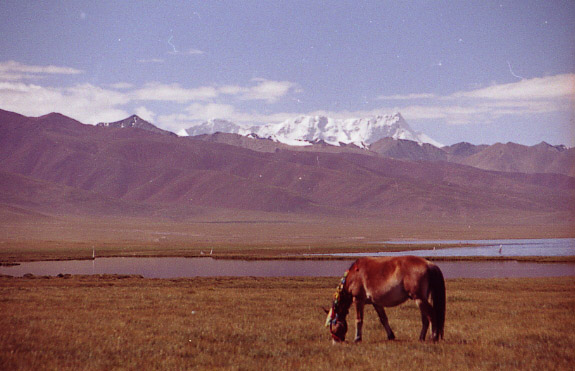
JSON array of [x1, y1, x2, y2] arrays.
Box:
[[377, 93, 437, 100], [374, 74, 575, 125], [0, 81, 128, 124], [137, 58, 165, 64], [0, 60, 83, 81], [0, 64, 300, 128], [131, 79, 298, 104], [238, 78, 298, 103], [214, 79, 298, 103], [452, 74, 575, 101], [134, 106, 156, 122], [184, 102, 236, 118], [108, 82, 134, 89], [168, 48, 205, 56], [132, 83, 218, 102], [185, 48, 205, 55]]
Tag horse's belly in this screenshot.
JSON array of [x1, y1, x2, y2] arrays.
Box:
[[369, 286, 409, 307]]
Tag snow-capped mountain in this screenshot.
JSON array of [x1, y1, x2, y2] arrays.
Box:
[[182, 119, 245, 137], [182, 113, 443, 148]]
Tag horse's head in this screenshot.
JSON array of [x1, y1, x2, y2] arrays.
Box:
[[324, 270, 351, 343], [325, 306, 348, 343]]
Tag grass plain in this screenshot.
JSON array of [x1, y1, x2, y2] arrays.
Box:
[[0, 275, 574, 370]]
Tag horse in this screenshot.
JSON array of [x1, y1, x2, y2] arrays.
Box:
[[325, 256, 445, 343]]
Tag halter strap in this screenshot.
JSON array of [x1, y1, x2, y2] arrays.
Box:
[[328, 270, 350, 341], [330, 327, 345, 342]]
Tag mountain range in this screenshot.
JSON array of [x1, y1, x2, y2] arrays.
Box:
[[370, 138, 575, 177], [192, 131, 574, 178], [182, 113, 443, 148], [182, 113, 574, 177], [0, 108, 573, 227]]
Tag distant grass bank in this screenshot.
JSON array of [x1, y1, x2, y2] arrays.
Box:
[[1, 215, 573, 263], [1, 275, 573, 370], [2, 241, 575, 264]]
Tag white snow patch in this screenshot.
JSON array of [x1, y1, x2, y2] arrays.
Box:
[[182, 112, 443, 148]]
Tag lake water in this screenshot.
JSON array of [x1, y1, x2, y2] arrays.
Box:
[[1, 257, 573, 279], [330, 238, 575, 257], [1, 239, 573, 279]]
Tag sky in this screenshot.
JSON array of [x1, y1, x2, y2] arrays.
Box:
[[0, 0, 574, 147]]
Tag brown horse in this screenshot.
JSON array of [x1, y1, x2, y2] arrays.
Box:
[[325, 256, 445, 343]]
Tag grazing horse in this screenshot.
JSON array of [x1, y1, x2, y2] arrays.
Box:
[[325, 256, 445, 343]]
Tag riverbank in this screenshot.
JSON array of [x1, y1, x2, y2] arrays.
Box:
[[1, 275, 573, 369], [2, 215, 573, 264], [2, 240, 575, 265]]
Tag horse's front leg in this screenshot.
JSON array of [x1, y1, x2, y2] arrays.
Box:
[[354, 298, 364, 343]]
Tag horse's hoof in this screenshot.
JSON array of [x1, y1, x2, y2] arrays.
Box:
[[354, 337, 362, 343]]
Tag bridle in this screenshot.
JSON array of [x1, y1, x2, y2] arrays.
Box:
[[327, 270, 350, 342], [329, 313, 346, 342]]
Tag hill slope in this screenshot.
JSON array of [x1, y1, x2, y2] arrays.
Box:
[[0, 109, 573, 224], [369, 138, 574, 177]]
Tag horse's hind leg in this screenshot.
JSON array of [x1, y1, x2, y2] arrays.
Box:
[[373, 305, 395, 340], [418, 303, 430, 341], [415, 299, 434, 341]]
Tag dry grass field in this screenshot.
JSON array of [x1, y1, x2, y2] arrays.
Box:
[[1, 275, 573, 370]]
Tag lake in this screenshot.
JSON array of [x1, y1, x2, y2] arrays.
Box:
[[330, 238, 575, 257], [2, 239, 573, 279], [1, 257, 573, 279]]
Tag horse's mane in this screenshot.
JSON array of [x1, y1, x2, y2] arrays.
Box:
[[331, 263, 355, 318], [347, 260, 358, 272]]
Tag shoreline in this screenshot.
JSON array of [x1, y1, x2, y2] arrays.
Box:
[[1, 237, 573, 264], [2, 253, 575, 266]]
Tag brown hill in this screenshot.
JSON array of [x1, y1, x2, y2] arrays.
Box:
[[369, 138, 575, 176], [97, 115, 176, 137], [0, 109, 573, 224], [442, 142, 488, 157], [453, 142, 575, 176], [369, 137, 447, 161], [0, 170, 154, 219], [370, 138, 574, 177], [207, 131, 574, 177]]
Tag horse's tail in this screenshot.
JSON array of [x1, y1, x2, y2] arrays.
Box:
[[428, 264, 445, 339]]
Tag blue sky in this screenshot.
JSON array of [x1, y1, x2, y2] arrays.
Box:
[[1, 1, 573, 146]]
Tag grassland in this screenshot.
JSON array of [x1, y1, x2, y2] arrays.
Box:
[[1, 275, 573, 370]]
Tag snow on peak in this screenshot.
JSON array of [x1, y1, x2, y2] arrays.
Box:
[[182, 113, 443, 148], [184, 119, 244, 137]]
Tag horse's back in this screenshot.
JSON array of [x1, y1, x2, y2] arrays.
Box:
[[352, 256, 433, 306], [354, 256, 430, 276]]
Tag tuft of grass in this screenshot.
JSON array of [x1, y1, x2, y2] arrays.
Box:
[[0, 275, 573, 370]]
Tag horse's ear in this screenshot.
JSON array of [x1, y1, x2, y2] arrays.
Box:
[[322, 306, 330, 314]]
